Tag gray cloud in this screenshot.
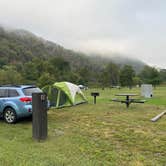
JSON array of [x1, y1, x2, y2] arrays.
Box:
[[0, 0, 165, 68]]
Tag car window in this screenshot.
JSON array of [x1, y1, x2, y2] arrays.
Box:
[[23, 87, 42, 96], [0, 89, 8, 98], [8, 89, 19, 97]]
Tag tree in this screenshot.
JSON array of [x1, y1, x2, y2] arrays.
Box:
[[133, 76, 142, 87], [77, 67, 91, 85], [99, 62, 120, 87], [22, 61, 39, 83], [48, 57, 70, 73], [0, 65, 23, 84], [120, 65, 135, 88], [48, 57, 71, 81], [37, 73, 55, 88], [104, 62, 120, 86], [139, 66, 161, 87], [159, 69, 166, 83]]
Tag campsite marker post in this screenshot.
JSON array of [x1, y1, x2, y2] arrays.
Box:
[[91, 92, 100, 104], [32, 92, 48, 141]]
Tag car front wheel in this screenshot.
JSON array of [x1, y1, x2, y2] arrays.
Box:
[[4, 108, 17, 124]]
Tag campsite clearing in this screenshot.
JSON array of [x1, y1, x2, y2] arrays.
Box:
[[0, 87, 166, 166]]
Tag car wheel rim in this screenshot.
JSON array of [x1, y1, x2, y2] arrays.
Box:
[[5, 110, 15, 123]]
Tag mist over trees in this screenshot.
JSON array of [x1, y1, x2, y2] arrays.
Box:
[[0, 26, 165, 88]]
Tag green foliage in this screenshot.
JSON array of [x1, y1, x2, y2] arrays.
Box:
[[139, 66, 161, 86], [133, 76, 142, 86], [37, 73, 55, 88], [101, 62, 120, 86], [159, 69, 166, 82], [120, 65, 135, 88], [0, 57, 8, 68], [77, 67, 91, 85], [0, 66, 23, 84], [22, 61, 39, 82]]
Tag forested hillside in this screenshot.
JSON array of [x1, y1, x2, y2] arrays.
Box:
[[2, 26, 162, 87], [0, 26, 145, 70]]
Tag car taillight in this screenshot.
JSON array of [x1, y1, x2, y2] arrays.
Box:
[[19, 97, 32, 103]]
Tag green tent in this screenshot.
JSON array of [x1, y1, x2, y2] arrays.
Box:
[[43, 82, 87, 108]]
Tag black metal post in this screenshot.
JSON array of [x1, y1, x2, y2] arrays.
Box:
[[94, 96, 96, 104], [32, 93, 48, 141], [91, 92, 99, 104], [126, 95, 130, 108]]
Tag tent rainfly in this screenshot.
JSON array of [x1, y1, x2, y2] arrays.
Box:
[[42, 82, 87, 108]]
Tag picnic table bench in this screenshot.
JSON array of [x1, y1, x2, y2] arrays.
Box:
[[112, 93, 146, 108]]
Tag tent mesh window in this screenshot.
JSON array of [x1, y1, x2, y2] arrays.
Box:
[[59, 90, 67, 106], [50, 88, 58, 106]]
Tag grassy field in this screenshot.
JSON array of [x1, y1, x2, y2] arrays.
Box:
[[0, 87, 166, 166]]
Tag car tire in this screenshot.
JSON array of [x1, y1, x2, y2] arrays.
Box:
[[4, 108, 17, 124]]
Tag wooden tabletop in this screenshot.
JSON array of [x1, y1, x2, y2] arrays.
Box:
[[115, 93, 138, 96]]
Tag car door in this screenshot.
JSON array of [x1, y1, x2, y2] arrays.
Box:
[[0, 89, 8, 113]]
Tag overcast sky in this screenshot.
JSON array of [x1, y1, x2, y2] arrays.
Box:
[[0, 0, 166, 68]]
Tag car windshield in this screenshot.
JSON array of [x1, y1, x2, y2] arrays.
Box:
[[23, 87, 42, 96]]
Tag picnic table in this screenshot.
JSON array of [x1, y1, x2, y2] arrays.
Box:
[[112, 93, 145, 108]]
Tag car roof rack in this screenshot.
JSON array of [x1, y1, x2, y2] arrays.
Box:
[[0, 84, 21, 87], [22, 85, 36, 88], [0, 84, 37, 88]]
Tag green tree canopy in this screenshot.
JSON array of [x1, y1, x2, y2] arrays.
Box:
[[139, 66, 161, 86], [120, 65, 135, 88], [0, 66, 23, 84], [159, 69, 166, 83], [100, 62, 120, 86]]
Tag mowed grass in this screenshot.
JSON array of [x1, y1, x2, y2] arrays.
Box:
[[0, 87, 166, 166]]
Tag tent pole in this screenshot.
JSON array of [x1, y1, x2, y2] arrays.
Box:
[[56, 90, 61, 107]]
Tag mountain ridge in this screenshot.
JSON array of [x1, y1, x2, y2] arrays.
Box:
[[0, 26, 145, 72]]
